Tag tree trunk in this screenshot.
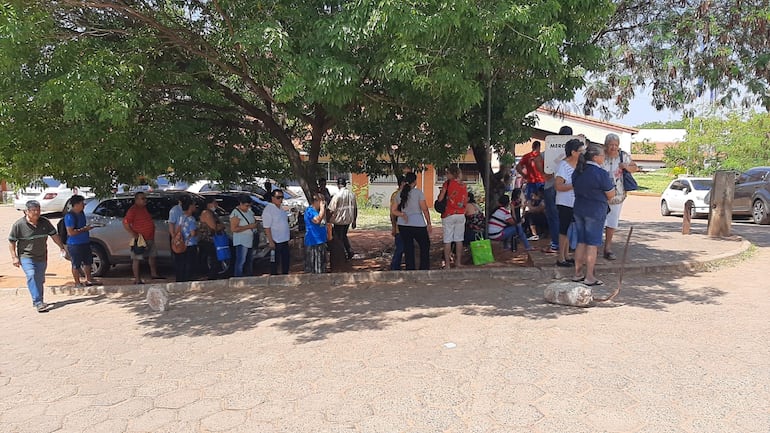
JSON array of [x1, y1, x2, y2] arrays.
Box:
[[707, 170, 735, 237]]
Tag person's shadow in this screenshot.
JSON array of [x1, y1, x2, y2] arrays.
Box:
[[49, 295, 106, 310]]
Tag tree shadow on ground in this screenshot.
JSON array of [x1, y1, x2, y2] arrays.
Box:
[[103, 267, 729, 343]]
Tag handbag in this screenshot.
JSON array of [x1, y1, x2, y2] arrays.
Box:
[[620, 152, 638, 191], [130, 234, 147, 255], [434, 196, 447, 214], [470, 235, 495, 266], [213, 232, 231, 261], [171, 231, 187, 254]]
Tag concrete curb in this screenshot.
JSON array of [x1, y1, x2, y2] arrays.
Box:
[[0, 239, 752, 298]]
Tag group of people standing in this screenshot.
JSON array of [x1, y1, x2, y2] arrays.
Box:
[[303, 177, 359, 273], [518, 128, 638, 286], [9, 132, 634, 311], [388, 167, 484, 271]]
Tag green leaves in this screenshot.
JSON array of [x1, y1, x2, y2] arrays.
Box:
[[1, 0, 617, 196]]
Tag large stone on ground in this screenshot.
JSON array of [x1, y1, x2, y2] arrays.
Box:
[[544, 281, 594, 307]]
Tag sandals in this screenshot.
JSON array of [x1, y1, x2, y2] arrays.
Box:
[[584, 279, 604, 286], [133, 280, 145, 285], [604, 251, 617, 261], [571, 276, 585, 282]]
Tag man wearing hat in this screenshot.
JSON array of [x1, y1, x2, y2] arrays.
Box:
[[8, 200, 67, 312], [327, 177, 358, 260]]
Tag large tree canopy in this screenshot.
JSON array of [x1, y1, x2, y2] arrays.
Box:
[[584, 0, 770, 118], [0, 0, 613, 196]]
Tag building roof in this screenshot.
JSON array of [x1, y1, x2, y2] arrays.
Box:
[[534, 107, 639, 134]]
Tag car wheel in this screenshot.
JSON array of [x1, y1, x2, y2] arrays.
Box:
[[752, 199, 770, 224], [660, 200, 671, 216], [90, 244, 110, 277]]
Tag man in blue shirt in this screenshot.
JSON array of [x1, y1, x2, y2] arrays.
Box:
[[65, 195, 97, 287]]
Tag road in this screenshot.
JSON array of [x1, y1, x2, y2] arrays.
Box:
[[0, 196, 768, 433]]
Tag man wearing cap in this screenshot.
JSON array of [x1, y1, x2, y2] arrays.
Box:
[[327, 177, 358, 260], [8, 200, 67, 312]]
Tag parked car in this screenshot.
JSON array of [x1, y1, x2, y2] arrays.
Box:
[[200, 191, 302, 253], [113, 175, 189, 194], [732, 166, 770, 224], [83, 191, 230, 276], [660, 177, 713, 218], [14, 176, 93, 213]]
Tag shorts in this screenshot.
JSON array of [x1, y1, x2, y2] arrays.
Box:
[[557, 205, 574, 236], [130, 239, 158, 260], [573, 214, 605, 247], [68, 243, 93, 268], [605, 202, 623, 229], [442, 213, 466, 243]]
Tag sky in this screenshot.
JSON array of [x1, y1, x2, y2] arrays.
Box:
[[607, 91, 682, 127]]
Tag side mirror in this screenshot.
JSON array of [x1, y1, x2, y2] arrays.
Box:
[[683, 187, 690, 194]]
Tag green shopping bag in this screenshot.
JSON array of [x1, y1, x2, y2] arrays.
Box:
[[470, 237, 495, 266]]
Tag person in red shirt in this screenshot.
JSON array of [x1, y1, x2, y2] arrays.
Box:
[[437, 166, 468, 269], [515, 140, 546, 201], [123, 192, 163, 284]]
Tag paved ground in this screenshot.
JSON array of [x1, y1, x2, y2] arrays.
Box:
[[1, 196, 769, 432]]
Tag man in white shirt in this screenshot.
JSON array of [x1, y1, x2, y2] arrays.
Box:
[[328, 177, 358, 260], [263, 189, 292, 274]]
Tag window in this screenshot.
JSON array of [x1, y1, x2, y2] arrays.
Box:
[[146, 197, 174, 220], [93, 199, 132, 218], [371, 174, 399, 184], [690, 179, 713, 190]]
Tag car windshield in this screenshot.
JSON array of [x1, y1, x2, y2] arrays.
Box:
[[27, 178, 61, 189], [690, 180, 713, 190]]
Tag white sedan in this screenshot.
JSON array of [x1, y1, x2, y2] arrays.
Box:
[[660, 177, 713, 218], [14, 177, 92, 213]]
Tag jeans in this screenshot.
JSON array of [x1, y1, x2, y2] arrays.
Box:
[[390, 233, 404, 270], [21, 258, 46, 306], [234, 245, 254, 277], [399, 225, 431, 270], [544, 186, 560, 250], [497, 225, 531, 250], [270, 241, 290, 275]]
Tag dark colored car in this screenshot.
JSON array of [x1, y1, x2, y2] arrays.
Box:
[[200, 191, 302, 261], [733, 166, 770, 224]]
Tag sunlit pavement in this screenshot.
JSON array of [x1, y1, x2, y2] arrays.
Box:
[[1, 196, 769, 432]]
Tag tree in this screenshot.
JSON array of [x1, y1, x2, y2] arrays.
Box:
[[664, 112, 770, 175], [583, 0, 770, 119], [1, 1, 614, 197]]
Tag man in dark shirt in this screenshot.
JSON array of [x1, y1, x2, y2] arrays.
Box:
[[8, 200, 67, 312]]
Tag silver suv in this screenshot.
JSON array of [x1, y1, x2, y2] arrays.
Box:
[[82, 192, 236, 276]]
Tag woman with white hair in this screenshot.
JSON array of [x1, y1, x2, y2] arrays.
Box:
[[601, 133, 638, 260]]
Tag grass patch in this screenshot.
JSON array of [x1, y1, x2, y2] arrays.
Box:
[[357, 206, 442, 230], [635, 171, 675, 195]]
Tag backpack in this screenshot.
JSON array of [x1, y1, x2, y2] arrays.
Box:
[[57, 216, 69, 245]]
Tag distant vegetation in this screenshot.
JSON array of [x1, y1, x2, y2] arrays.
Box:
[[635, 120, 688, 129]]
